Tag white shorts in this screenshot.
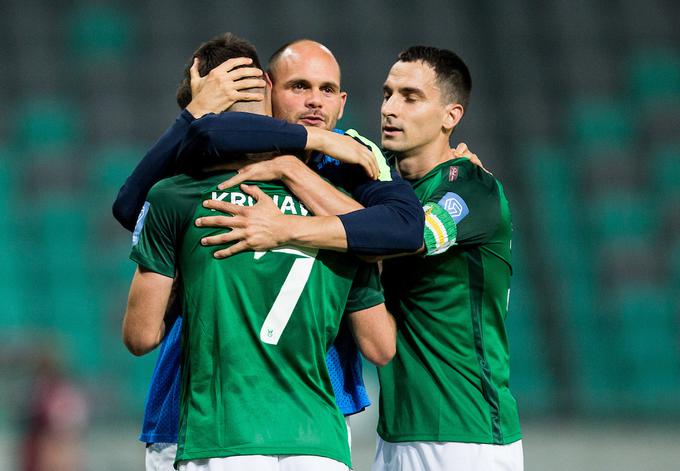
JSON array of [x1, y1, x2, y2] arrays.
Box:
[[371, 437, 524, 471], [178, 455, 350, 471], [146, 442, 177, 471]]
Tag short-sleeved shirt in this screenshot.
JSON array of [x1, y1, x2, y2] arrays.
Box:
[[378, 158, 521, 445], [131, 170, 383, 467]]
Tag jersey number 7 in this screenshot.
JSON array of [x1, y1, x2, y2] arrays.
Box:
[[255, 246, 319, 345]]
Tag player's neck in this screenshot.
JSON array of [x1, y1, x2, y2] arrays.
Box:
[[395, 138, 452, 180], [228, 100, 270, 116]]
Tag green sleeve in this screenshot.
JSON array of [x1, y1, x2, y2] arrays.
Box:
[[423, 163, 502, 255], [344, 262, 385, 313], [129, 182, 182, 278]]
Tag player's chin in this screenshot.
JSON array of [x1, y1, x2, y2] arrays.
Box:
[[380, 137, 402, 152]]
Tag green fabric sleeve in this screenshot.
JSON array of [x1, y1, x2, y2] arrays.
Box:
[[129, 183, 180, 278], [345, 262, 385, 313]]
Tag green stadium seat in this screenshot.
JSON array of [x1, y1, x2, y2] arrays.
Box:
[[506, 235, 554, 415], [587, 191, 657, 242], [68, 5, 134, 62], [12, 98, 82, 155], [627, 49, 680, 108], [651, 144, 680, 199], [608, 285, 680, 414], [567, 98, 636, 152]]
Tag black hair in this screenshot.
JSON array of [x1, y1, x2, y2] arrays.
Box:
[[398, 46, 471, 109], [176, 32, 262, 109]]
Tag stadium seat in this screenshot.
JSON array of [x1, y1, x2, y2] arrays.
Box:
[[12, 97, 83, 155], [627, 49, 680, 108], [586, 191, 657, 242], [608, 285, 680, 413], [567, 98, 636, 152], [651, 143, 680, 199], [67, 5, 134, 62], [506, 237, 554, 415]]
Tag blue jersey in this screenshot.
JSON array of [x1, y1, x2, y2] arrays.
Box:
[[138, 316, 182, 443]]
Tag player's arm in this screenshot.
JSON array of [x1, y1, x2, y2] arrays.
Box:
[[422, 162, 501, 256], [178, 113, 378, 178], [112, 57, 265, 231], [197, 184, 350, 255], [346, 303, 396, 367], [112, 110, 195, 231], [122, 267, 174, 356], [199, 131, 424, 256], [343, 261, 395, 366]]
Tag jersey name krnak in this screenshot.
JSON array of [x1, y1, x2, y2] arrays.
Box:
[[210, 191, 310, 216]]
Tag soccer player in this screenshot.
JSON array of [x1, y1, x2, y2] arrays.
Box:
[[371, 46, 523, 471], [122, 33, 395, 471], [113, 36, 423, 470]]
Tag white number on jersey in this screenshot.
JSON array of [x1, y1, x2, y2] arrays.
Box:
[[255, 246, 319, 345]]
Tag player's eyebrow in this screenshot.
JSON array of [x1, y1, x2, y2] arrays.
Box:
[[399, 86, 426, 98], [319, 81, 340, 92], [285, 78, 312, 88]]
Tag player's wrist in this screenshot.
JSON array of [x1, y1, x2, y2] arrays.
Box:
[[185, 102, 209, 119]]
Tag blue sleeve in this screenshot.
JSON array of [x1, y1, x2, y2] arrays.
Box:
[[112, 110, 194, 232], [338, 168, 424, 255], [176, 112, 308, 168]]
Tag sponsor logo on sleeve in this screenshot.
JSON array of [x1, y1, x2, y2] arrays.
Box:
[[437, 192, 469, 224], [449, 166, 459, 181], [132, 201, 150, 246]]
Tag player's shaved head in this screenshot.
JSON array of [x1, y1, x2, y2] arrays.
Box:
[[268, 39, 342, 84]]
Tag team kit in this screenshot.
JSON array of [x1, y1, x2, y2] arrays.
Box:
[[116, 33, 523, 471]]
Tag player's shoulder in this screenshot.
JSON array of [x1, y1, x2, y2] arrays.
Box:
[[434, 158, 499, 191]]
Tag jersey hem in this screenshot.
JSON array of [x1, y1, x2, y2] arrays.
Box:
[[377, 430, 522, 446], [175, 446, 351, 468], [139, 433, 178, 444]]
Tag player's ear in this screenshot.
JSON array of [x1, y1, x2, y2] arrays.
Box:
[[337, 90, 348, 121], [443, 103, 464, 132], [264, 72, 273, 90]]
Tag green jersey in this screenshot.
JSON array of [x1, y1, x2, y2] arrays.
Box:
[[130, 170, 383, 467], [378, 158, 521, 445]]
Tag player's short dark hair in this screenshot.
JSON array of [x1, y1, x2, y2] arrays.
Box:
[[176, 33, 262, 109], [397, 46, 471, 110]]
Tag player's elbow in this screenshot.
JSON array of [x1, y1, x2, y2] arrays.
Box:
[[123, 334, 157, 357], [122, 320, 159, 357], [362, 342, 396, 367], [112, 196, 136, 232]]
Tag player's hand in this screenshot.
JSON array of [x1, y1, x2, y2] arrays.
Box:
[[451, 142, 491, 174], [195, 184, 286, 257], [305, 127, 379, 180], [186, 57, 266, 119], [216, 155, 302, 190]]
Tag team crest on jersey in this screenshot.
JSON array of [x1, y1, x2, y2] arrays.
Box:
[[437, 192, 469, 223], [449, 166, 459, 181], [132, 201, 150, 246]]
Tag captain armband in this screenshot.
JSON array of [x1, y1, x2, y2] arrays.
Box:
[[423, 202, 457, 256]]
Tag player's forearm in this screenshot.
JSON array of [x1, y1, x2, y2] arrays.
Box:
[[177, 112, 307, 167], [339, 173, 425, 255], [113, 110, 194, 231], [280, 158, 364, 216], [278, 215, 348, 252]]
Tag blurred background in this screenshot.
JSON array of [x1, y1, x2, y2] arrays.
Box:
[[0, 0, 679, 469]]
